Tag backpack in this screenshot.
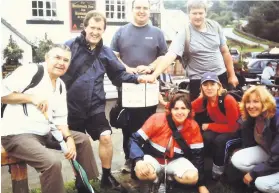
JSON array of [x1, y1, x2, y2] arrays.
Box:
[[202, 90, 243, 116], [1, 64, 62, 118], [179, 19, 221, 70]]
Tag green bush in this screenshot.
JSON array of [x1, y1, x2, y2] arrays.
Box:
[[3, 36, 23, 63], [33, 34, 53, 63]]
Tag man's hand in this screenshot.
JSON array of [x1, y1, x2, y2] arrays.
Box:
[[135, 160, 154, 177], [65, 137, 77, 160], [243, 173, 253, 185], [202, 124, 209, 131], [228, 74, 239, 88], [137, 74, 157, 83], [136, 65, 152, 74], [126, 67, 138, 74], [30, 95, 49, 114], [198, 185, 210, 193]]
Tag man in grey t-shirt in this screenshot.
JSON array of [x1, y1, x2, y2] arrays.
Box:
[[142, 0, 239, 101], [110, 0, 167, 174]]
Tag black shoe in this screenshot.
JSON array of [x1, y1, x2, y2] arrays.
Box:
[[77, 186, 92, 193], [100, 174, 121, 190]]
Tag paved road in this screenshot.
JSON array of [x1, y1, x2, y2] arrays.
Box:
[[223, 28, 269, 49]]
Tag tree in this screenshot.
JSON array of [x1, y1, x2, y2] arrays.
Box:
[[245, 1, 279, 42], [33, 33, 53, 63], [3, 35, 24, 64]]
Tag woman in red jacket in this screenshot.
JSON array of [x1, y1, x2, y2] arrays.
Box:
[[129, 93, 209, 193], [192, 72, 241, 180]]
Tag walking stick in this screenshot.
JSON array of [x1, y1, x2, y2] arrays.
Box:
[[44, 113, 94, 193]]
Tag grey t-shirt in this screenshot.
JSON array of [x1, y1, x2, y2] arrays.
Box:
[[169, 21, 227, 79], [111, 23, 168, 68]]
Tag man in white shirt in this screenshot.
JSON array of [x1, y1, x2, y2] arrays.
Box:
[[261, 62, 275, 85], [1, 45, 99, 193]]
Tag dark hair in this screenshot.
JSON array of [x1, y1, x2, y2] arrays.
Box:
[[167, 93, 193, 118], [83, 10, 106, 30], [132, 0, 150, 8]]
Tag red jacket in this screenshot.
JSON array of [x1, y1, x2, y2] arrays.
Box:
[[129, 113, 205, 185], [192, 94, 240, 133]]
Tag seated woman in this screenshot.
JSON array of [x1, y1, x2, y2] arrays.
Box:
[[129, 94, 209, 193], [231, 86, 279, 193], [191, 72, 241, 180]]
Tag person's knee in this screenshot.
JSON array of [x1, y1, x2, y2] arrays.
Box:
[[99, 135, 112, 146], [231, 151, 244, 170], [136, 170, 157, 181], [43, 156, 62, 171], [255, 177, 279, 193], [175, 170, 198, 185]]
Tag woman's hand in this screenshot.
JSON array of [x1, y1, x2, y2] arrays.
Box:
[[135, 160, 154, 177], [202, 124, 209, 131], [198, 185, 210, 193], [243, 173, 253, 185]]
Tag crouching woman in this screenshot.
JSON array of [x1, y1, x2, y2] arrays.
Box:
[[129, 94, 209, 193], [231, 86, 279, 193]]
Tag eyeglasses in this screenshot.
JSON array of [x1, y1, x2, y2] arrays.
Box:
[[134, 6, 149, 11]]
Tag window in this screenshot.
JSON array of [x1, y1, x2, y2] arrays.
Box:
[[32, 0, 57, 19], [106, 0, 126, 21]]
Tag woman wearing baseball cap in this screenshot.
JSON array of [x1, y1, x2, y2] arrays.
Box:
[[192, 72, 241, 180]]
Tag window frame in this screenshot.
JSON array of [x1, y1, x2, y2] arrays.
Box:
[[31, 0, 57, 20], [105, 0, 126, 21]]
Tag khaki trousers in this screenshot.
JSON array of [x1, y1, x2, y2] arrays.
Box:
[[1, 131, 99, 193]]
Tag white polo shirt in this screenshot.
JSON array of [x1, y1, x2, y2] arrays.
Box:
[[1, 64, 68, 136]]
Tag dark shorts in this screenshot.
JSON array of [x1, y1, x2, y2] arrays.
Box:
[[68, 112, 111, 141]]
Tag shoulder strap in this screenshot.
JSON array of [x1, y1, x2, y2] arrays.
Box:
[[218, 94, 226, 116], [206, 19, 220, 34], [22, 64, 44, 92], [202, 93, 226, 116], [1, 64, 44, 118], [166, 114, 190, 157]]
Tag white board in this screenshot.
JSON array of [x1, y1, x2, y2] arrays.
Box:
[[122, 82, 159, 107]]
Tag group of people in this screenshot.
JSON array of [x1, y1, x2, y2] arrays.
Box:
[[1, 1, 278, 193]]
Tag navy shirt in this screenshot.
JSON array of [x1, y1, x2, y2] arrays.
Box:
[[111, 23, 168, 68]]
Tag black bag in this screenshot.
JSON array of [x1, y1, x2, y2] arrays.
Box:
[[109, 103, 129, 128], [166, 114, 191, 158]]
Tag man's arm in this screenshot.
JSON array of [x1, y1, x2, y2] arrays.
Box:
[[2, 92, 35, 104], [220, 45, 239, 87], [113, 51, 137, 74], [2, 92, 48, 113], [152, 51, 177, 78]]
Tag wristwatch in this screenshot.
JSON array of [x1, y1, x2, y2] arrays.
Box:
[[64, 135, 72, 142]]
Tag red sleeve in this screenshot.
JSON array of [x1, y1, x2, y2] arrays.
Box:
[[141, 113, 164, 138], [191, 96, 206, 113], [208, 95, 240, 133], [184, 119, 204, 147]]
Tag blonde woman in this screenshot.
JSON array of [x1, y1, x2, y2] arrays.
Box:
[[192, 72, 241, 180], [231, 86, 279, 193]]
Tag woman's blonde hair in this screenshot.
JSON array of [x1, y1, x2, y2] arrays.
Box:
[[239, 86, 276, 120], [200, 81, 227, 98]]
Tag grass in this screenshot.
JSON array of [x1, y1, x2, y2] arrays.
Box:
[[233, 28, 279, 47]]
